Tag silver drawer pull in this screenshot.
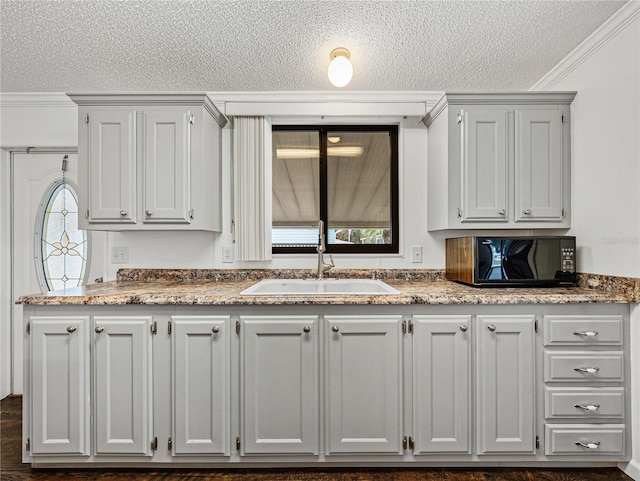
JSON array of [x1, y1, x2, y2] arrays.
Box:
[[575, 441, 600, 450], [95, 326, 104, 334], [487, 324, 496, 332], [575, 403, 600, 411], [573, 330, 598, 337], [212, 326, 219, 334], [574, 367, 600, 374], [303, 326, 311, 333], [119, 210, 127, 217], [66, 326, 77, 333], [332, 325, 339, 333], [459, 325, 468, 332]]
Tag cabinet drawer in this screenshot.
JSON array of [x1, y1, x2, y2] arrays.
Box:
[[543, 316, 622, 346], [544, 351, 623, 382], [545, 424, 625, 455], [544, 387, 624, 418]]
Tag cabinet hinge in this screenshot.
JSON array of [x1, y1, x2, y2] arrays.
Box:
[[151, 436, 158, 451], [457, 113, 462, 124], [408, 321, 414, 334], [235, 436, 241, 451], [26, 322, 30, 335], [408, 436, 414, 452], [561, 114, 566, 123], [85, 113, 89, 124], [536, 435, 540, 450], [402, 435, 408, 449], [168, 321, 172, 335], [402, 321, 407, 334], [562, 207, 566, 218], [189, 208, 194, 220], [85, 208, 89, 219], [534, 320, 538, 333], [189, 112, 195, 125], [168, 437, 172, 451], [457, 207, 462, 219], [151, 320, 158, 335], [26, 438, 30, 451], [236, 320, 240, 335]]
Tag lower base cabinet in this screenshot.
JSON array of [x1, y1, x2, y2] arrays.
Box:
[[23, 304, 630, 467]]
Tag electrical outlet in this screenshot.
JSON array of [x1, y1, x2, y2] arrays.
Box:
[[111, 246, 129, 264], [411, 245, 423, 263], [222, 245, 234, 263]]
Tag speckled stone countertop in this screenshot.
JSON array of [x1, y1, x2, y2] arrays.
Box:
[[16, 269, 638, 306]]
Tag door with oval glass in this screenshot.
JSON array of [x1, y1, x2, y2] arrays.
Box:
[[11, 151, 105, 394]]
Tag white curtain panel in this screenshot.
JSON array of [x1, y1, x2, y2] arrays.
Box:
[[233, 116, 272, 261]]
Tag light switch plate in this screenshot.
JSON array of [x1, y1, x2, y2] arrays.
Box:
[[111, 246, 129, 264], [411, 245, 423, 263]]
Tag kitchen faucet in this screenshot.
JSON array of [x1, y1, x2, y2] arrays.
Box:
[[316, 220, 334, 279]]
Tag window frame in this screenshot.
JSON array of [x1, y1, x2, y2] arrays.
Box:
[[272, 124, 399, 255]]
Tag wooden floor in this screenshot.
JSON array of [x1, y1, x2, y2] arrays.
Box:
[[1, 395, 631, 481]]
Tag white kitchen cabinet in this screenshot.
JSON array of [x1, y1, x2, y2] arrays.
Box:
[[324, 315, 403, 455], [412, 315, 471, 454], [93, 316, 153, 456], [241, 316, 319, 455], [69, 93, 226, 231], [171, 316, 230, 456], [29, 317, 90, 456], [476, 315, 536, 454], [425, 92, 575, 230]]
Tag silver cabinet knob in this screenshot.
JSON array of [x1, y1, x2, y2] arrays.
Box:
[[487, 324, 496, 332], [523, 209, 531, 215], [120, 210, 127, 217], [575, 403, 600, 411], [145, 210, 152, 217], [332, 325, 339, 333], [574, 367, 600, 374], [498, 209, 506, 216], [303, 326, 311, 333], [575, 441, 600, 450], [95, 326, 104, 333], [573, 331, 598, 337], [212, 326, 219, 334], [66, 326, 77, 333], [459, 325, 468, 332]]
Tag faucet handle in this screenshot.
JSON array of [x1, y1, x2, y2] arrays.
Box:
[[328, 254, 335, 267]]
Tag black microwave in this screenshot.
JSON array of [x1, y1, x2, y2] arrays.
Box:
[[446, 236, 576, 287]]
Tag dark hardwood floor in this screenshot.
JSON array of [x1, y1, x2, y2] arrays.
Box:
[[1, 395, 631, 481]]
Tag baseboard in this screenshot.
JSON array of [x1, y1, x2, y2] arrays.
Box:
[[619, 460, 640, 481]]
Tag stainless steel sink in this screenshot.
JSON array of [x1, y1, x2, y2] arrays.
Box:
[[240, 278, 400, 296]]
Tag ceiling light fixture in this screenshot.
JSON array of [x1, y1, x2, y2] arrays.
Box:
[[327, 136, 341, 144], [328, 47, 353, 88], [276, 146, 363, 159]]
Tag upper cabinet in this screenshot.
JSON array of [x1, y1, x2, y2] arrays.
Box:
[[68, 93, 227, 231], [425, 92, 576, 230]]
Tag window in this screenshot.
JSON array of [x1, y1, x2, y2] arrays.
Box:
[[37, 182, 89, 291], [272, 125, 399, 254]]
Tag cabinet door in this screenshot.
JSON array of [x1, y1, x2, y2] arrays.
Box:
[[172, 316, 230, 456], [477, 315, 536, 454], [93, 316, 152, 456], [325, 315, 403, 454], [241, 316, 319, 455], [30, 317, 89, 455], [413, 316, 470, 454], [515, 109, 564, 221], [460, 109, 509, 222], [88, 110, 136, 223], [143, 110, 191, 223]]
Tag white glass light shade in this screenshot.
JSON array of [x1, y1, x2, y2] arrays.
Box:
[[328, 48, 353, 87]]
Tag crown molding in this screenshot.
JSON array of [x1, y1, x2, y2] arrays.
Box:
[[531, 1, 640, 91], [0, 92, 75, 107]]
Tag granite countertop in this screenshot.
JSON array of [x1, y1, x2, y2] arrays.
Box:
[[16, 269, 638, 306]]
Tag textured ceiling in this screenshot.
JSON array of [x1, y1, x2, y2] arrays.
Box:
[[0, 0, 626, 92]]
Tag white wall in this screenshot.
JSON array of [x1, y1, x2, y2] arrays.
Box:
[[533, 4, 640, 279]]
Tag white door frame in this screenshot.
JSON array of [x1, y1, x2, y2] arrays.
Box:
[[1, 147, 79, 397]]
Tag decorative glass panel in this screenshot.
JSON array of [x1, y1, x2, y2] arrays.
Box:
[[40, 183, 88, 291]]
